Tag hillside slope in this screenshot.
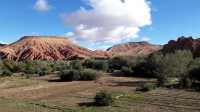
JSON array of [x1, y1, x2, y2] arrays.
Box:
[[0, 36, 109, 60], [107, 42, 162, 57]]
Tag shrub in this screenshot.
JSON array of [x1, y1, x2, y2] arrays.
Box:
[[2, 60, 16, 72], [59, 69, 81, 81], [108, 56, 133, 70], [137, 83, 157, 92], [109, 56, 148, 76], [35, 61, 53, 76], [180, 76, 193, 88], [121, 66, 134, 76], [94, 91, 113, 106], [59, 69, 101, 81], [83, 59, 109, 72], [23, 60, 53, 76], [0, 60, 3, 74], [81, 69, 100, 81], [93, 60, 109, 72], [177, 58, 200, 89], [1, 69, 13, 76], [188, 58, 200, 81], [24, 61, 37, 74], [148, 50, 193, 86], [70, 60, 83, 70], [53, 60, 70, 71], [83, 58, 94, 68]]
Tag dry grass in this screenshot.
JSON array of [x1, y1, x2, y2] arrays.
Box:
[[0, 74, 199, 112]]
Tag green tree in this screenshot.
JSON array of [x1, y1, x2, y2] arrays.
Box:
[[188, 58, 200, 81], [70, 60, 83, 70], [94, 91, 113, 106], [149, 50, 193, 86]]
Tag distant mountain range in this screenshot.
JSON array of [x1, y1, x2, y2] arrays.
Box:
[[107, 41, 162, 57], [0, 36, 196, 61]]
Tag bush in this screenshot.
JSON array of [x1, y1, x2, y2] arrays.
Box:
[[94, 91, 113, 106], [83, 59, 95, 68], [60, 69, 81, 81], [109, 56, 147, 76], [35, 61, 53, 76], [137, 83, 157, 92], [121, 66, 134, 76], [93, 60, 108, 72], [108, 56, 133, 70], [148, 50, 193, 86], [1, 69, 13, 76], [23, 61, 37, 74], [2, 60, 17, 73], [83, 59, 109, 72], [180, 76, 193, 88], [53, 60, 70, 71], [59, 69, 101, 81], [23, 60, 53, 76], [0, 60, 3, 74], [188, 58, 200, 81], [70, 60, 83, 70], [81, 69, 100, 81]]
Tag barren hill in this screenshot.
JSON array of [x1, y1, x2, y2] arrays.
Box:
[[0, 36, 109, 60], [0, 36, 164, 60], [107, 41, 162, 57]]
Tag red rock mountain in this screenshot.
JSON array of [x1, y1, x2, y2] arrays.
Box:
[[0, 36, 110, 61], [0, 36, 163, 60], [107, 42, 162, 57], [162, 36, 200, 56]]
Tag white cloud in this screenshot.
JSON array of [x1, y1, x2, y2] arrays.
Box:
[[34, 0, 51, 12], [62, 0, 152, 46]]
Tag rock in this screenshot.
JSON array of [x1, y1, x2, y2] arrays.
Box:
[[162, 36, 200, 57]]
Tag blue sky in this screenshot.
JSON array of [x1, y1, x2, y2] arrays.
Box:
[[0, 0, 200, 49]]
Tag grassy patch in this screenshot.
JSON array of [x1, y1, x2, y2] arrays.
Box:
[[0, 75, 46, 89], [0, 98, 68, 112]]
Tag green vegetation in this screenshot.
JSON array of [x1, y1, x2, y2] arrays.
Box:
[[60, 69, 81, 81], [83, 59, 109, 72], [1, 49, 200, 90], [147, 50, 193, 86], [94, 91, 114, 106], [80, 69, 101, 81], [137, 83, 157, 92], [106, 50, 200, 90], [59, 69, 100, 81]]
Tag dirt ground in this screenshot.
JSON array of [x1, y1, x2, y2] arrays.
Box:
[[0, 74, 199, 112]]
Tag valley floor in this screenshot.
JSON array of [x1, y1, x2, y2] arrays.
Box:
[[0, 74, 199, 112]]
